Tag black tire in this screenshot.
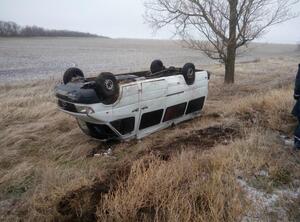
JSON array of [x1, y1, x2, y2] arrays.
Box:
[[63, 67, 84, 84], [95, 72, 119, 104], [150, 60, 165, 73], [182, 63, 195, 85]]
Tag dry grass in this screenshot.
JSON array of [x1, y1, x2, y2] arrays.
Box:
[[98, 151, 244, 222], [96, 127, 298, 221], [1, 55, 300, 221], [224, 86, 295, 133]]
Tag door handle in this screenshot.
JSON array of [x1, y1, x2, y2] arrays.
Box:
[[132, 108, 139, 113], [141, 106, 148, 110]]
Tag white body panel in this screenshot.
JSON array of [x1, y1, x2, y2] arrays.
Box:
[[60, 71, 209, 140]]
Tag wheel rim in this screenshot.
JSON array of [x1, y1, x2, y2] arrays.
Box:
[[104, 79, 114, 91], [187, 68, 194, 78]]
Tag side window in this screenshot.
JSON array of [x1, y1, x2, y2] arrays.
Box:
[[139, 109, 163, 130], [186, 97, 205, 114], [163, 103, 187, 122], [111, 117, 135, 135]]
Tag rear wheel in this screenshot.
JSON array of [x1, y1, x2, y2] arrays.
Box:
[[95, 72, 119, 104], [182, 63, 195, 85], [63, 67, 84, 84], [150, 60, 165, 73]]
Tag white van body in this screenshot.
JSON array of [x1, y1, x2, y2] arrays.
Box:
[[57, 70, 209, 140]]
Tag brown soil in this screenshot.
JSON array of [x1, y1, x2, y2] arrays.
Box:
[[57, 182, 110, 221], [56, 161, 132, 221], [151, 125, 240, 160]]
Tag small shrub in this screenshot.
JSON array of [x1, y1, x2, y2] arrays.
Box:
[[270, 167, 292, 186]]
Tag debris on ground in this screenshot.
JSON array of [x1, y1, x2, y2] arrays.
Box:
[[94, 153, 101, 157], [255, 170, 269, 177], [104, 148, 112, 156], [93, 148, 114, 158]]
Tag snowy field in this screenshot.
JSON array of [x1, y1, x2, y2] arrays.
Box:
[[0, 37, 298, 82]]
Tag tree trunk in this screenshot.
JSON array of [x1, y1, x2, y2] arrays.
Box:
[[225, 46, 236, 84], [225, 0, 238, 84]]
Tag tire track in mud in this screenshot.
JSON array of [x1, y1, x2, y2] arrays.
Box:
[[150, 125, 240, 161]]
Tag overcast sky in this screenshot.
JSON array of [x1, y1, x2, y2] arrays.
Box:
[[0, 0, 299, 44]]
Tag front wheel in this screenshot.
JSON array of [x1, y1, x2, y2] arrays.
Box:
[[95, 72, 119, 104]]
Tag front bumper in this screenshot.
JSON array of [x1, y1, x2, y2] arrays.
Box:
[[54, 82, 101, 104], [57, 99, 124, 141]]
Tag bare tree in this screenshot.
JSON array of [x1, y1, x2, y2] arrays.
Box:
[[0, 21, 20, 36], [144, 0, 299, 83]]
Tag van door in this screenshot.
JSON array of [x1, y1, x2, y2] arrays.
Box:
[[137, 79, 167, 137], [111, 83, 140, 138]]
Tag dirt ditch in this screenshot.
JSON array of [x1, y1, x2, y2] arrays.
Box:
[[151, 125, 240, 161], [56, 162, 132, 222], [57, 182, 110, 221], [56, 125, 240, 221]]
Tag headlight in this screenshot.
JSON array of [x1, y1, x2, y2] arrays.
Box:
[[76, 106, 95, 114]]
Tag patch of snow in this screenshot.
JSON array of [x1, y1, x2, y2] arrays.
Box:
[[284, 139, 294, 147], [238, 178, 279, 208], [279, 133, 294, 147], [238, 178, 300, 222], [276, 187, 300, 199]]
